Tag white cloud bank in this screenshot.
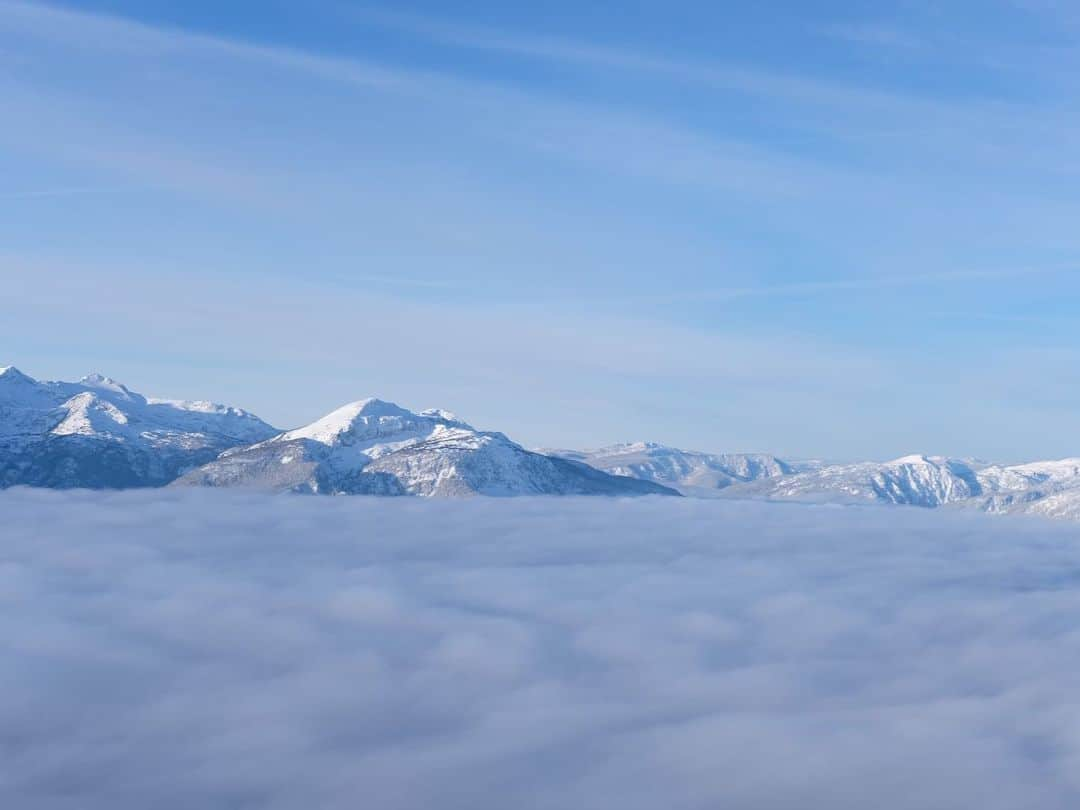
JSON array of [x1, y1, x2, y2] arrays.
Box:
[[4, 490, 1080, 808]]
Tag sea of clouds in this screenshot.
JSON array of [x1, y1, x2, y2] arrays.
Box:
[[5, 489, 1080, 809]]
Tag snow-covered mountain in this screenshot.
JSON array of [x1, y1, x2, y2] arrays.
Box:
[[549, 442, 793, 496], [0, 366, 277, 488], [728, 453, 1080, 517], [175, 399, 678, 497], [754, 454, 984, 507], [554, 443, 1080, 520], [965, 459, 1080, 520], [8, 361, 1080, 515]]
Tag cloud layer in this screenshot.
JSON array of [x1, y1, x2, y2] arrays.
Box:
[[5, 490, 1080, 808]]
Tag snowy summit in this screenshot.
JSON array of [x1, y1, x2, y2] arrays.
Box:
[[176, 397, 677, 497]]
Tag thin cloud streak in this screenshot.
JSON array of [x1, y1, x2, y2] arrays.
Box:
[[338, 4, 1080, 194], [0, 186, 142, 198], [346, 274, 461, 289], [13, 0, 1063, 145], [649, 265, 1078, 303], [0, 2, 849, 207], [8, 0, 1080, 207], [0, 0, 409, 89], [344, 5, 883, 97], [342, 5, 1051, 120]]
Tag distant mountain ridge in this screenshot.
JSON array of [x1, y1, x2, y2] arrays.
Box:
[[747, 453, 1080, 517], [562, 445, 1080, 520], [6, 364, 1080, 516], [547, 443, 794, 498]]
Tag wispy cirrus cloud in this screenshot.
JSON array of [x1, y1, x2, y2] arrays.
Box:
[[5, 0, 1080, 208], [0, 0, 407, 87], [0, 2, 839, 205], [662, 264, 1080, 303]]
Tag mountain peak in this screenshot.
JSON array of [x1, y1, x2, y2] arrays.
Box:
[[888, 454, 937, 466], [79, 373, 136, 398], [0, 366, 35, 383], [81, 372, 117, 384], [616, 441, 665, 453], [282, 398, 423, 445], [419, 408, 469, 427], [345, 397, 409, 416]]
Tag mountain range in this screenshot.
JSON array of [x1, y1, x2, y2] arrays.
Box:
[[554, 445, 1080, 520], [6, 365, 1080, 518], [546, 442, 798, 498], [0, 367, 672, 497]]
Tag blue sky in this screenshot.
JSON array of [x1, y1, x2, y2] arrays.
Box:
[[3, 0, 1080, 460]]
